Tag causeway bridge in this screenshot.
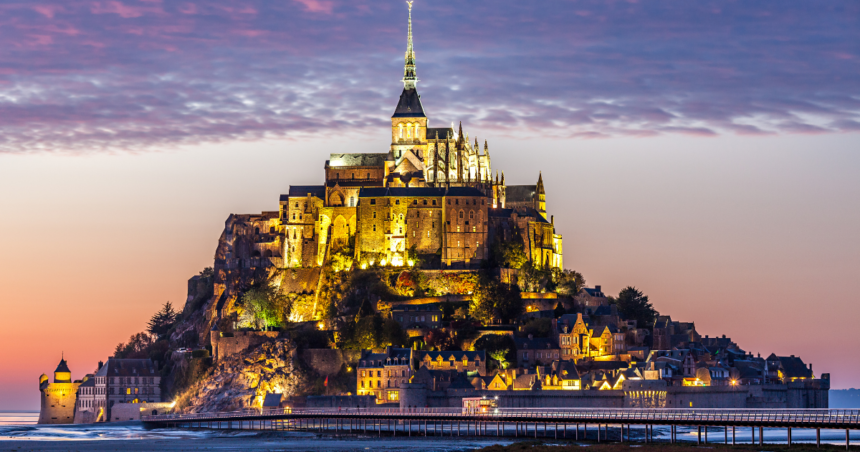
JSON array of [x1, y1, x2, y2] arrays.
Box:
[[143, 407, 859, 449]]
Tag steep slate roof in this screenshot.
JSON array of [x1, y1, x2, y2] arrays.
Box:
[[287, 186, 325, 199], [770, 354, 813, 379], [419, 350, 485, 362], [358, 187, 486, 198], [427, 127, 454, 139], [581, 287, 606, 297], [514, 336, 559, 350], [328, 153, 387, 167], [263, 393, 283, 408], [95, 358, 157, 377], [392, 88, 426, 118], [55, 359, 71, 373], [505, 185, 536, 203]]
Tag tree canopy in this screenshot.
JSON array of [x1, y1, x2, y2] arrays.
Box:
[[470, 274, 523, 325], [237, 279, 291, 330], [553, 269, 586, 296], [147, 301, 177, 337], [492, 236, 528, 269], [615, 286, 659, 329]]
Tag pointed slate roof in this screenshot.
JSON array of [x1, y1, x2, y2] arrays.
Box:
[[392, 88, 426, 118], [55, 358, 71, 373]]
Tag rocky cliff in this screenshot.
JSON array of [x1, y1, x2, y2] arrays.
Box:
[[179, 339, 308, 413]]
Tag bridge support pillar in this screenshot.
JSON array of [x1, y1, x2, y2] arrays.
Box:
[[698, 426, 701, 445], [759, 426, 763, 446], [846, 429, 850, 451], [788, 427, 791, 447], [816, 429, 820, 448]]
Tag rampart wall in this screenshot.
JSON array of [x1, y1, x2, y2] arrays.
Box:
[[211, 330, 280, 362]]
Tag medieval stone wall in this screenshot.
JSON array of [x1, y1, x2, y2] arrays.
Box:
[[211, 331, 280, 362], [38, 382, 80, 424]]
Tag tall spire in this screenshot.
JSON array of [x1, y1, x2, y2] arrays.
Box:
[[402, 1, 418, 90]]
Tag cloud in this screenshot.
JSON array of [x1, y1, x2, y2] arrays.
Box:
[[0, 0, 857, 153]]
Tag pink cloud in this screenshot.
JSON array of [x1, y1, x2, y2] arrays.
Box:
[[33, 5, 62, 19], [90, 1, 144, 18], [293, 0, 333, 14]]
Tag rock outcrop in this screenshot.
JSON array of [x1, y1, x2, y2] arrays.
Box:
[[181, 339, 306, 413]]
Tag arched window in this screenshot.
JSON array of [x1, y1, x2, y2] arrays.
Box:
[[469, 211, 474, 219], [399, 213, 404, 220], [459, 211, 464, 219], [414, 124, 420, 138], [269, 227, 275, 233], [395, 199, 400, 205], [254, 227, 259, 234], [406, 123, 412, 138], [398, 123, 404, 138]]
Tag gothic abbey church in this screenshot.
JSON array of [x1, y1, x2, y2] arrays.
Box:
[[215, 4, 563, 288]]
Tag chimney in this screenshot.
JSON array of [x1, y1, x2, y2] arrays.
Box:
[[595, 285, 602, 294], [722, 334, 726, 338], [97, 361, 104, 370], [809, 363, 813, 371], [790, 354, 795, 358]]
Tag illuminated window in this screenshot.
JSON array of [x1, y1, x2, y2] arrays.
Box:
[[473, 226, 476, 232], [126, 388, 131, 395], [349, 197, 355, 207]]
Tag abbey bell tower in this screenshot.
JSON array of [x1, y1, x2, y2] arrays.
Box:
[[391, 1, 427, 160]]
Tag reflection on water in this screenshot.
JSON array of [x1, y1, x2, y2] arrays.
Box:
[[0, 412, 38, 426]]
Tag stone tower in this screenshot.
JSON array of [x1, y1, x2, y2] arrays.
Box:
[[391, 1, 427, 160], [38, 356, 80, 424], [536, 172, 546, 219]]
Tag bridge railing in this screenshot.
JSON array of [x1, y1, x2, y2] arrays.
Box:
[[142, 407, 860, 426]]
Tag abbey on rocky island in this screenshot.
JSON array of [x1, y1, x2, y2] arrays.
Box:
[[218, 2, 562, 273]]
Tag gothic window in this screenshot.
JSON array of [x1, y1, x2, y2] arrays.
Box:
[[395, 199, 400, 205], [399, 213, 404, 220], [459, 211, 464, 219], [398, 123, 404, 138], [469, 211, 474, 219]]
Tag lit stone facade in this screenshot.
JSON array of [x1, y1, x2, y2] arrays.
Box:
[[211, 3, 564, 288], [38, 358, 81, 424], [357, 348, 414, 403]]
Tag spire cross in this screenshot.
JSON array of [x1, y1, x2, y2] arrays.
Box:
[[402, 2, 418, 89]]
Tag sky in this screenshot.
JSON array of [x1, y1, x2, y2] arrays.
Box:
[[0, 0, 858, 410]]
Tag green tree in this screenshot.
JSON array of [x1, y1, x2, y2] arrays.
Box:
[[554, 269, 586, 296], [237, 279, 291, 330], [615, 286, 659, 329], [473, 335, 516, 370], [518, 261, 552, 292], [470, 275, 523, 325], [147, 301, 177, 337], [489, 349, 510, 370], [492, 237, 528, 269]]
